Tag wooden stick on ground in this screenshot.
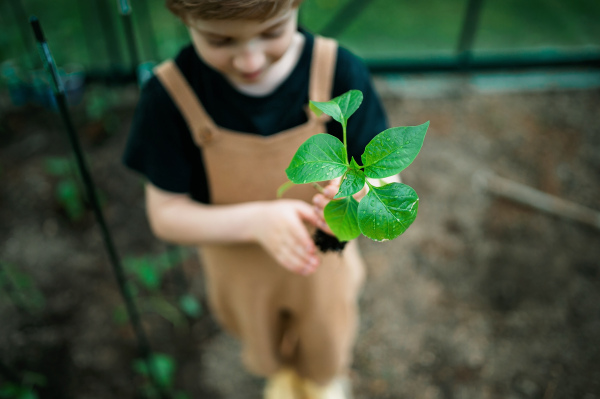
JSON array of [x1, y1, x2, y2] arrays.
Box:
[[473, 171, 600, 231]]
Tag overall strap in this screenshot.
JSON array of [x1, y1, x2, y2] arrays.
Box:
[[153, 60, 217, 147], [309, 36, 338, 103]]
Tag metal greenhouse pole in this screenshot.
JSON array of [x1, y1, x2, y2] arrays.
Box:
[[29, 16, 170, 399], [117, 0, 139, 74], [456, 0, 486, 70]]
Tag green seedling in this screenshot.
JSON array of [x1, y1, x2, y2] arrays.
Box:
[[85, 86, 121, 136], [0, 371, 45, 399], [114, 248, 201, 327], [0, 384, 38, 399], [285, 89, 429, 242], [0, 262, 45, 314], [133, 353, 190, 399], [44, 157, 85, 222]]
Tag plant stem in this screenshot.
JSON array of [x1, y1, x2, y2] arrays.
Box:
[[342, 121, 348, 161], [311, 182, 325, 193]]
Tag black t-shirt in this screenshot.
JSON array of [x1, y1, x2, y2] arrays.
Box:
[[123, 29, 388, 203]]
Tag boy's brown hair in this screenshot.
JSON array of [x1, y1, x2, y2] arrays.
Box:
[[166, 0, 304, 22]]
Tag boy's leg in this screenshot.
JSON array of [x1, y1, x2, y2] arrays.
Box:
[[291, 241, 365, 395], [294, 300, 358, 384], [201, 246, 289, 377], [295, 242, 364, 385]]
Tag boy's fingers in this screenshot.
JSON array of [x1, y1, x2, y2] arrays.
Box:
[[280, 244, 319, 275], [281, 253, 304, 275], [295, 201, 321, 228], [287, 205, 318, 253], [323, 177, 342, 198], [312, 193, 327, 209], [322, 186, 337, 198]]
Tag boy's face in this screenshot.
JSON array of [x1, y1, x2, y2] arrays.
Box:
[[187, 8, 299, 85]]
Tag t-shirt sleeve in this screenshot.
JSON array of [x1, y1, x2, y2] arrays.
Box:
[[122, 76, 197, 194], [327, 46, 388, 165]]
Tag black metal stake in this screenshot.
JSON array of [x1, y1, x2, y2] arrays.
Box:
[[456, 0, 485, 70], [118, 0, 140, 75], [29, 16, 170, 399]]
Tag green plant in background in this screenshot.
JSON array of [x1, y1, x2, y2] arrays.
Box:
[[114, 248, 201, 329], [44, 157, 86, 222], [0, 371, 46, 399], [285, 89, 429, 242], [0, 262, 45, 314], [132, 353, 189, 399], [84, 86, 121, 137]]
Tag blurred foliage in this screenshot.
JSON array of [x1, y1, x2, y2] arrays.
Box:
[[43, 156, 86, 222], [0, 372, 45, 399], [0, 262, 45, 314], [84, 85, 122, 133], [133, 353, 190, 399], [114, 248, 201, 329], [1, 0, 599, 80]]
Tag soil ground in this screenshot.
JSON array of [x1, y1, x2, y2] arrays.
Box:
[[0, 73, 599, 399]]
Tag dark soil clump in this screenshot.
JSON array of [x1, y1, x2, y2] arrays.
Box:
[[314, 229, 348, 252]]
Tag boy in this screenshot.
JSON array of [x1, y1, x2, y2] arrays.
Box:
[[123, 0, 391, 397]]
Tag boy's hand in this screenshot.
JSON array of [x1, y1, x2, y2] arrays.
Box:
[[253, 200, 321, 276]]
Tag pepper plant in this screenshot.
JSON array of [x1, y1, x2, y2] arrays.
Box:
[[285, 89, 429, 242]]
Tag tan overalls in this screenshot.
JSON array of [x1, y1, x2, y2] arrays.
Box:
[[154, 37, 365, 384]]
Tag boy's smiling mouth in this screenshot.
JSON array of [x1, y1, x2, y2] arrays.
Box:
[[240, 68, 264, 82]]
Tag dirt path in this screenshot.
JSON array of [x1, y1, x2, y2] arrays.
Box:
[[0, 82, 599, 398]]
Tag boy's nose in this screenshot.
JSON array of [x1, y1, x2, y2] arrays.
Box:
[[233, 43, 266, 74]]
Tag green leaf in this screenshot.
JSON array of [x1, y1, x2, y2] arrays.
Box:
[[22, 372, 46, 387], [362, 121, 429, 179], [285, 134, 347, 184], [17, 389, 38, 399], [358, 183, 419, 241], [44, 157, 73, 176], [0, 383, 19, 397], [179, 294, 202, 318], [133, 353, 175, 389], [309, 90, 363, 126], [335, 160, 365, 199], [324, 196, 361, 242], [143, 296, 185, 328], [308, 102, 323, 117], [137, 260, 160, 290], [56, 179, 84, 221], [113, 305, 129, 325]]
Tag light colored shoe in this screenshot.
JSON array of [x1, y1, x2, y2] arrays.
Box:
[[301, 376, 352, 399], [264, 368, 304, 399]]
